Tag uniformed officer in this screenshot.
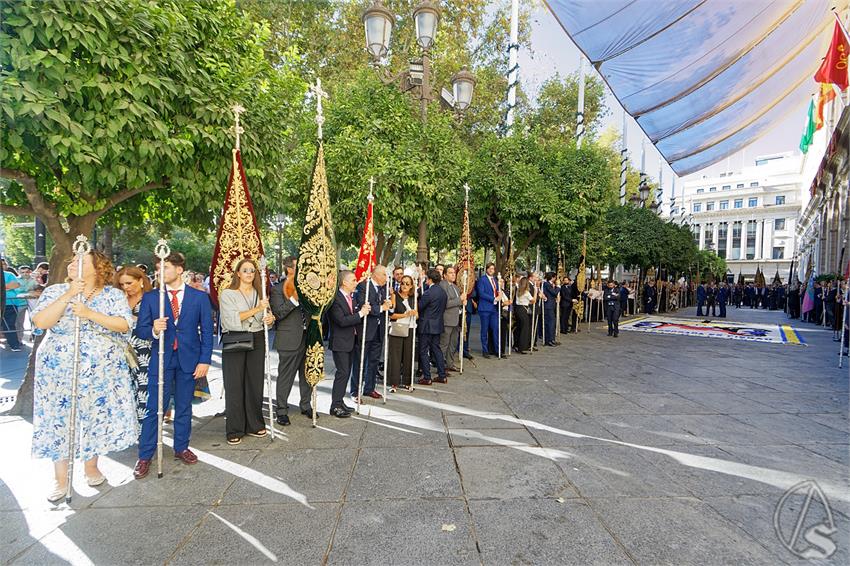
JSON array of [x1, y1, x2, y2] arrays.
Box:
[[603, 279, 622, 337]]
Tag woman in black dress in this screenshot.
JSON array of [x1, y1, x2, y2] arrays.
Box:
[[115, 266, 152, 424]]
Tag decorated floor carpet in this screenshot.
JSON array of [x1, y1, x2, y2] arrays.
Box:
[[619, 315, 805, 345]]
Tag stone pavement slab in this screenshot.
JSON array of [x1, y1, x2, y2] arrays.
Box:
[[2, 306, 847, 565]]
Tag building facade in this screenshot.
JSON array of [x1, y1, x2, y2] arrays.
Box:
[[674, 152, 804, 281]]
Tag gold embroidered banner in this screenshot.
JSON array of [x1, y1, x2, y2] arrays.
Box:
[[209, 149, 264, 307], [295, 141, 338, 387]]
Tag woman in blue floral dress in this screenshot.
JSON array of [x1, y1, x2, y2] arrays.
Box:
[[115, 265, 152, 424], [31, 251, 137, 502]]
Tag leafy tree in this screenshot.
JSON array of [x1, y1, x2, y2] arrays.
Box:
[[529, 72, 609, 142], [1, 0, 306, 281]]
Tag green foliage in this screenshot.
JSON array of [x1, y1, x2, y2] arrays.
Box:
[[603, 207, 700, 273], [1, 0, 306, 238], [1, 216, 52, 266], [529, 72, 609, 142]]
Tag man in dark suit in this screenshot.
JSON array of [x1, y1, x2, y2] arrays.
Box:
[[328, 270, 371, 417], [133, 252, 214, 479], [542, 272, 559, 346], [643, 280, 657, 315], [417, 269, 448, 384], [438, 266, 463, 372], [706, 283, 717, 316], [696, 282, 706, 316], [559, 277, 574, 333], [351, 265, 393, 401], [475, 263, 502, 358], [269, 258, 313, 426], [718, 283, 728, 318]]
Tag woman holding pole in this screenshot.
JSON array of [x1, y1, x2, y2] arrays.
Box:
[[32, 243, 136, 503], [219, 258, 275, 445], [386, 275, 417, 392]]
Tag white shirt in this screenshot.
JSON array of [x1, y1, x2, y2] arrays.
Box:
[[153, 282, 186, 338]]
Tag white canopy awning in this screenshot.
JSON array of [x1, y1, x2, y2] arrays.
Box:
[[544, 0, 848, 175]]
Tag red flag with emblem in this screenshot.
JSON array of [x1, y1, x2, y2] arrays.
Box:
[[815, 21, 849, 91], [354, 198, 375, 281]]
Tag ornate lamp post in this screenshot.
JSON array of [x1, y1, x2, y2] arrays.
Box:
[[363, 0, 475, 263]]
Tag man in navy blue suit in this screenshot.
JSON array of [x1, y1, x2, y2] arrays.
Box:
[[351, 265, 393, 401], [417, 269, 448, 385], [133, 252, 214, 479], [475, 263, 504, 358]]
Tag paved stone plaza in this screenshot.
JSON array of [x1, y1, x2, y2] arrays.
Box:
[[1, 306, 848, 565]]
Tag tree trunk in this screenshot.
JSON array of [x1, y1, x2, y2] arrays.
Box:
[[375, 231, 386, 266], [416, 219, 429, 264], [5, 332, 43, 418], [379, 235, 396, 266], [393, 233, 407, 267], [101, 225, 114, 260]]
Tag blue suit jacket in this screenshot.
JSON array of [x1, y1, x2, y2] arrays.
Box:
[[475, 275, 500, 314], [697, 286, 706, 302], [135, 286, 214, 376], [542, 281, 559, 311], [417, 282, 447, 335], [354, 279, 386, 342]]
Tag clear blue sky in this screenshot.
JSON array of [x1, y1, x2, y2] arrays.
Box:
[[519, 2, 810, 190]]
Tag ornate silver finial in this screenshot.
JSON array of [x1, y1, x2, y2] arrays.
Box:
[[464, 183, 469, 206], [231, 104, 245, 150], [72, 234, 91, 256], [259, 256, 267, 271], [368, 176, 375, 202], [309, 78, 329, 140], [154, 239, 171, 260]]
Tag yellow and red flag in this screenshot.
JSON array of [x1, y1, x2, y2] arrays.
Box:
[[354, 197, 375, 281], [815, 82, 836, 130], [815, 21, 849, 91], [208, 149, 264, 306]]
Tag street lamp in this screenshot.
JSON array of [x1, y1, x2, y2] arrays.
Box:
[[363, 0, 475, 263], [638, 179, 650, 207], [363, 0, 394, 61]]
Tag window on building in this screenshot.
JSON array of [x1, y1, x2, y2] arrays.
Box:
[[720, 200, 729, 210], [693, 224, 700, 245], [720, 185, 729, 190], [731, 221, 742, 260], [775, 195, 785, 205], [774, 218, 785, 231], [748, 197, 758, 207], [693, 203, 702, 213], [772, 247, 784, 260], [750, 181, 759, 187], [746, 220, 756, 259], [717, 222, 728, 259], [736, 183, 744, 189], [706, 202, 715, 211], [734, 199, 743, 209], [696, 188, 704, 194], [704, 223, 714, 250], [710, 187, 718, 192]]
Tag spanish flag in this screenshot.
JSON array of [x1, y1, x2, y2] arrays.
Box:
[[814, 21, 849, 91]]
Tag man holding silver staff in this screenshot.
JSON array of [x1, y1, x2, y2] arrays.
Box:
[[133, 251, 214, 480], [351, 265, 393, 402], [270, 256, 315, 425], [328, 270, 372, 417], [542, 272, 559, 346]]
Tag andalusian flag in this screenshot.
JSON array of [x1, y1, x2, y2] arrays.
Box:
[[209, 148, 264, 307], [800, 99, 816, 154], [354, 195, 375, 281]]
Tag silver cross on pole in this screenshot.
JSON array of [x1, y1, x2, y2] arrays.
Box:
[[464, 183, 470, 206], [231, 103, 245, 150], [368, 176, 375, 202], [310, 78, 329, 140]]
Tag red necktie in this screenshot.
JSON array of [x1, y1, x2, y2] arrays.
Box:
[[169, 290, 180, 350], [345, 293, 353, 313]]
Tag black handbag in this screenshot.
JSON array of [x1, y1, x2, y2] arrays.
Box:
[[221, 331, 254, 352]]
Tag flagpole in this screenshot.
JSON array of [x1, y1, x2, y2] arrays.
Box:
[[459, 270, 467, 374], [154, 238, 169, 481], [507, 221, 514, 356], [497, 272, 503, 358], [410, 270, 419, 391], [383, 278, 389, 403], [259, 256, 275, 440]]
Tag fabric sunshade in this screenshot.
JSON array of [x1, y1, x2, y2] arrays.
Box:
[[544, 0, 848, 175]]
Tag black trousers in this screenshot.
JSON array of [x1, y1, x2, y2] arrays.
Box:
[[560, 303, 573, 333], [331, 349, 354, 409], [387, 333, 413, 387], [222, 331, 266, 438], [514, 305, 531, 351], [419, 332, 445, 380], [605, 306, 620, 335], [276, 345, 311, 416]]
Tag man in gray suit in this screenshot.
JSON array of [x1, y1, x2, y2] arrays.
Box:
[[439, 266, 464, 372], [269, 257, 313, 425]]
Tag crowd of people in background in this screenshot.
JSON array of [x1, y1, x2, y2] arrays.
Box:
[[2, 249, 848, 502]]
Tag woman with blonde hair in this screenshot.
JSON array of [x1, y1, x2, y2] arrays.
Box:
[[115, 266, 153, 424], [219, 258, 275, 444], [32, 251, 137, 502]]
